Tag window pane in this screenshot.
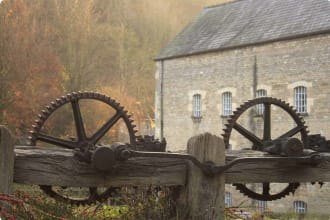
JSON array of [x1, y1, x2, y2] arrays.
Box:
[[293, 200, 307, 214], [256, 89, 267, 115], [254, 200, 267, 212], [225, 192, 232, 207], [193, 94, 201, 117], [222, 92, 232, 116], [294, 86, 307, 113]]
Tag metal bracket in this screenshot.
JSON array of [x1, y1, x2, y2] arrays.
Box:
[[90, 142, 324, 176]]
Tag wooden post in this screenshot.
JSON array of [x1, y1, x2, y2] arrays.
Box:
[[178, 133, 225, 220], [0, 125, 15, 195]]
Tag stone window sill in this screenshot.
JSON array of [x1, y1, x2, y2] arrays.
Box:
[[220, 115, 232, 119], [297, 112, 308, 117], [191, 116, 202, 123]]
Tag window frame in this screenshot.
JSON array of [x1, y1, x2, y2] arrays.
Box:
[[192, 94, 202, 119], [254, 200, 267, 212], [293, 200, 307, 214], [222, 92, 232, 116], [294, 86, 307, 114], [255, 89, 267, 115], [224, 192, 232, 207]]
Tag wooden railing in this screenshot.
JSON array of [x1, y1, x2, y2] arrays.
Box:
[[1, 125, 330, 219]]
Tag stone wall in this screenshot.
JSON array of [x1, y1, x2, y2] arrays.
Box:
[[155, 33, 330, 151], [155, 33, 330, 214]]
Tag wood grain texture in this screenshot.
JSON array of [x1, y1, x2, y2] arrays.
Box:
[[14, 146, 187, 187], [178, 133, 225, 220], [225, 150, 330, 183], [0, 126, 15, 194], [13, 146, 330, 186]]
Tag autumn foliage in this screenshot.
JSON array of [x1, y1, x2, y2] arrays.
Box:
[[0, 0, 231, 139]]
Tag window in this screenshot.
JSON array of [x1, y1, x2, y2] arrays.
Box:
[[222, 92, 232, 116], [294, 86, 307, 113], [254, 200, 267, 212], [225, 192, 232, 207], [293, 200, 307, 214], [256, 89, 267, 115], [192, 94, 202, 118]]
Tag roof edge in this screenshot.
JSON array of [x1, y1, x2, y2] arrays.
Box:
[[204, 0, 245, 10], [154, 30, 330, 61]]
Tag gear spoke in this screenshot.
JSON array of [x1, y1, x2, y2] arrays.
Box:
[[233, 122, 263, 146], [262, 183, 270, 196], [71, 100, 87, 141], [278, 126, 304, 139], [263, 103, 271, 142], [225, 97, 308, 201], [91, 111, 122, 144], [89, 187, 98, 201], [37, 133, 76, 149], [30, 92, 137, 205]]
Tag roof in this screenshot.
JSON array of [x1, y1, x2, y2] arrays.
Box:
[[156, 0, 330, 60]]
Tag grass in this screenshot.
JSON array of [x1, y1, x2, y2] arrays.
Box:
[[1, 185, 330, 220]]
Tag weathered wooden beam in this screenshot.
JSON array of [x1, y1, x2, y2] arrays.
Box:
[[0, 126, 15, 194], [225, 150, 330, 183], [14, 146, 187, 187], [14, 146, 330, 186], [177, 133, 225, 220]]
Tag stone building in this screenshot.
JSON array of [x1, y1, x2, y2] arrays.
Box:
[[154, 0, 330, 215]]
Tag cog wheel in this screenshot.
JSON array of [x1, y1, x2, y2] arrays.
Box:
[[233, 182, 300, 201], [222, 97, 308, 201], [29, 91, 138, 205]]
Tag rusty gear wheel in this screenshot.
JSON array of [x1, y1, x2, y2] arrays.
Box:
[[222, 97, 308, 201], [233, 182, 300, 201], [29, 91, 138, 205]]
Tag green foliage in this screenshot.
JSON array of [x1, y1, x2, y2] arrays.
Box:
[[1, 185, 178, 220], [98, 205, 129, 219]]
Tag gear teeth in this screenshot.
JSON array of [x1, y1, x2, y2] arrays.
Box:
[[75, 92, 82, 98], [227, 119, 234, 124], [223, 128, 230, 133], [29, 130, 37, 136], [28, 137, 36, 145], [34, 119, 42, 125], [85, 92, 92, 98], [31, 91, 136, 204], [38, 114, 46, 120]]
